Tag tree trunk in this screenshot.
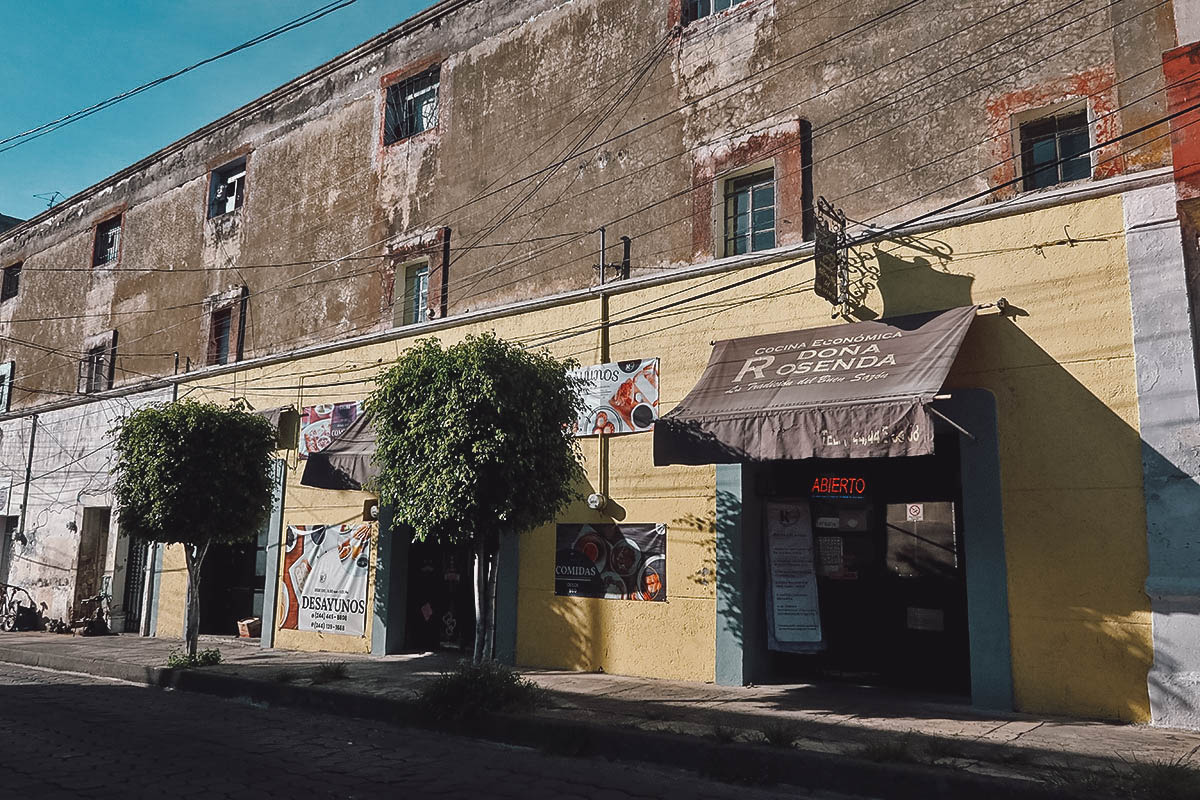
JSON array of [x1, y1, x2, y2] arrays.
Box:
[[181, 538, 212, 658], [473, 538, 488, 664]]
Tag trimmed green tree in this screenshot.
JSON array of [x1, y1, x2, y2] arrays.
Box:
[[112, 401, 277, 657], [366, 333, 584, 663]]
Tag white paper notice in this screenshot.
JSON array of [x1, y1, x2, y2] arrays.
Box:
[[766, 501, 822, 643]]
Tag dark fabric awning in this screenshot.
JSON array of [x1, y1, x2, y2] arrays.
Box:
[[654, 306, 977, 464], [300, 410, 378, 491]]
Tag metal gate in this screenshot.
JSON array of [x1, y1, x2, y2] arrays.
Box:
[[122, 539, 148, 633]]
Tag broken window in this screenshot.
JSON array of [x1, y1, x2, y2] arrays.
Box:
[[1, 262, 21, 302], [684, 0, 742, 23], [80, 344, 112, 394], [400, 262, 430, 326], [93, 216, 122, 267], [209, 158, 247, 218], [207, 307, 233, 366], [1019, 110, 1090, 191], [384, 66, 440, 145], [724, 168, 776, 256]]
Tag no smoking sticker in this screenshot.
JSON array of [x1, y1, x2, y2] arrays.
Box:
[[906, 503, 924, 522]]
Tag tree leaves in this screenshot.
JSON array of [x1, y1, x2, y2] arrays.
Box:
[[365, 334, 585, 547], [111, 401, 277, 548]]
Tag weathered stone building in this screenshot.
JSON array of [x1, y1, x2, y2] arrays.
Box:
[[4, 0, 1200, 731], [0, 0, 1178, 407]]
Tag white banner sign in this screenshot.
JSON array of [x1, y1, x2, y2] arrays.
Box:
[[280, 523, 372, 636], [571, 358, 659, 436], [766, 501, 823, 649]]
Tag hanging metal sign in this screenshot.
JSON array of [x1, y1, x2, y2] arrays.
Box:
[[813, 197, 849, 313]]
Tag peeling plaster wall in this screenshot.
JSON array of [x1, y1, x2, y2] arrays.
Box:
[[0, 387, 173, 625], [0, 0, 1176, 411]]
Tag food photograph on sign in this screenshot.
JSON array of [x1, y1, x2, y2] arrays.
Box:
[[570, 358, 659, 436], [554, 523, 666, 601], [279, 523, 372, 636], [298, 401, 360, 458]]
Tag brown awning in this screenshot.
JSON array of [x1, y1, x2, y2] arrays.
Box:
[[300, 410, 378, 491], [654, 306, 977, 464]]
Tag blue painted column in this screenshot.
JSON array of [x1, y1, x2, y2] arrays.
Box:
[[715, 463, 765, 686], [494, 530, 520, 664], [371, 506, 408, 656], [258, 459, 287, 648], [937, 389, 1013, 710]]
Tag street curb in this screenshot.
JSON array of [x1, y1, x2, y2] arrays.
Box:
[[0, 647, 1078, 799]]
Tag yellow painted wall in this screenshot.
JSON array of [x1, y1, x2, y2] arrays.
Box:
[[162, 193, 1151, 721]]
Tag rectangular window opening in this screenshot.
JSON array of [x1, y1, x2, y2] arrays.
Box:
[[684, 0, 740, 24], [1, 262, 21, 302], [209, 158, 247, 218], [207, 307, 233, 366], [1019, 110, 1090, 192], [384, 66, 440, 145], [81, 344, 110, 394], [400, 262, 431, 326], [724, 168, 776, 257], [93, 216, 122, 267]]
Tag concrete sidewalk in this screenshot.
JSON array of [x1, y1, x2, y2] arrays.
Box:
[[1, 631, 1198, 798]]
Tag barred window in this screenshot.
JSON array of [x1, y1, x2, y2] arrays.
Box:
[[1, 262, 21, 302], [384, 66, 440, 145], [209, 158, 247, 218], [93, 216, 122, 267]]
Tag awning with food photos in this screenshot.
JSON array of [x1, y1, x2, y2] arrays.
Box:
[[300, 410, 378, 491], [653, 306, 978, 465]]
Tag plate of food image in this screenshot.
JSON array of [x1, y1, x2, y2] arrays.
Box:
[[637, 555, 666, 601], [608, 536, 642, 577], [600, 570, 627, 599], [573, 529, 608, 571]]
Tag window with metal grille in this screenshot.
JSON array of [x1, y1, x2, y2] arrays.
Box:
[[1, 262, 21, 302], [81, 344, 111, 394], [401, 262, 430, 326], [1019, 110, 1090, 191], [724, 169, 776, 256], [384, 66, 440, 145], [207, 307, 233, 366], [684, 0, 743, 23], [93, 216, 122, 267], [209, 158, 247, 218]]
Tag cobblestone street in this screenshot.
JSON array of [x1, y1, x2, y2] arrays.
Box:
[[0, 662, 865, 800]]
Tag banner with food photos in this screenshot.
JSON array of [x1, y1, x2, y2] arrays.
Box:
[[280, 523, 372, 636], [571, 359, 659, 436], [298, 401, 361, 459], [554, 523, 666, 601]]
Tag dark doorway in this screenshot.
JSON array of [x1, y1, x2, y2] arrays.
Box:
[[199, 542, 258, 635], [759, 432, 970, 695], [73, 508, 111, 616], [121, 539, 149, 633], [404, 539, 474, 652]]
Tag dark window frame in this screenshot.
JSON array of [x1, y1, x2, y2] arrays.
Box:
[[384, 65, 441, 146], [80, 343, 112, 394], [208, 158, 247, 219], [92, 215, 123, 267], [1019, 110, 1091, 192], [207, 306, 234, 366], [723, 168, 777, 257], [684, 0, 744, 24], [1, 262, 21, 302]]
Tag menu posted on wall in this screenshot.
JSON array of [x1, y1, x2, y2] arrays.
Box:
[[570, 359, 659, 436], [280, 523, 372, 636], [765, 501, 824, 652], [298, 402, 361, 459], [554, 523, 666, 601]]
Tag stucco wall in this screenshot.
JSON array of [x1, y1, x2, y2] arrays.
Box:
[[159, 190, 1152, 721], [0, 387, 173, 624]]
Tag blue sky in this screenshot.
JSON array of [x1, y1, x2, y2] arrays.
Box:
[[0, 1, 427, 220]]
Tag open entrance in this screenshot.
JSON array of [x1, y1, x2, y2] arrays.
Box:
[[757, 432, 969, 695], [404, 539, 474, 652], [73, 508, 111, 616], [199, 541, 259, 635]]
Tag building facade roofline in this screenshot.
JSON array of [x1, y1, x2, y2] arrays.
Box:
[[0, 165, 1170, 423]]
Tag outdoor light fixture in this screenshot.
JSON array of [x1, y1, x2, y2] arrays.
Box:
[[587, 492, 607, 511]]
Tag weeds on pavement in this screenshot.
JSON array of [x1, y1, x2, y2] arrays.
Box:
[[166, 648, 222, 669]]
